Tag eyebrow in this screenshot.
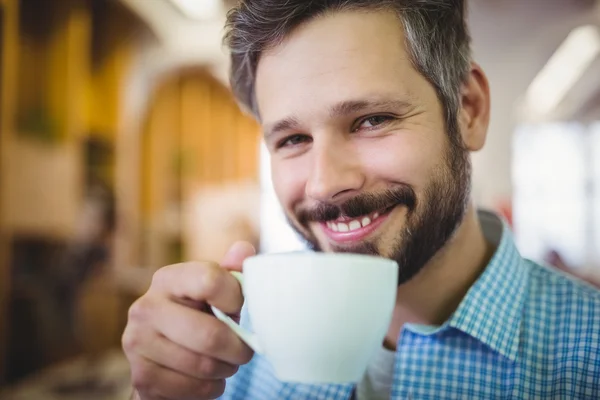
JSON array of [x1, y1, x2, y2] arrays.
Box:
[[329, 98, 414, 118], [264, 117, 301, 140], [263, 97, 414, 139]]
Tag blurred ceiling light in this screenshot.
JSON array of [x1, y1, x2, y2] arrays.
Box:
[[168, 0, 223, 20], [524, 25, 600, 118]]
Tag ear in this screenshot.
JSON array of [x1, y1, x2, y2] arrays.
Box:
[[458, 62, 491, 152]]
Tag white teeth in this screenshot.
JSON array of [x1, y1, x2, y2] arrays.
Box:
[[349, 220, 361, 231], [327, 211, 383, 234], [327, 222, 339, 232], [337, 223, 349, 232]]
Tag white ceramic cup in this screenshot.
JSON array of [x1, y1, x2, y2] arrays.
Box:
[[211, 252, 398, 384]]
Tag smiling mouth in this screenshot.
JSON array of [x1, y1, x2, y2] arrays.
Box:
[[320, 206, 395, 243]]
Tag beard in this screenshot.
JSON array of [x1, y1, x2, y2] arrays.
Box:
[[286, 135, 471, 286]]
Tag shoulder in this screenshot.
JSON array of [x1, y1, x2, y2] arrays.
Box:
[[526, 259, 600, 310], [523, 259, 600, 353], [519, 260, 600, 396]]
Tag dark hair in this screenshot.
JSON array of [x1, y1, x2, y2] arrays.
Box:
[[224, 0, 472, 138]]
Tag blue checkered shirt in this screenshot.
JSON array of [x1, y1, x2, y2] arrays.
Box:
[[221, 213, 600, 399]]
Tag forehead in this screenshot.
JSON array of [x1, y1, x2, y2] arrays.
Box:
[[255, 10, 425, 124]]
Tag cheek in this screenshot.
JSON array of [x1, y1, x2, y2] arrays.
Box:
[[271, 158, 308, 212], [359, 132, 444, 189]]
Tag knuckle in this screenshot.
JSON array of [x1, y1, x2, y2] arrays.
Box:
[[151, 265, 172, 286], [121, 326, 140, 354], [199, 265, 222, 299], [128, 297, 152, 322]]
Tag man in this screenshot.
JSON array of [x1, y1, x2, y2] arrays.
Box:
[[122, 1, 600, 399]]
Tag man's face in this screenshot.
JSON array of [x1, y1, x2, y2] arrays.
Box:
[[256, 10, 471, 284]]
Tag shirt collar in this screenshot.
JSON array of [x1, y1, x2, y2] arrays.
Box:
[[447, 210, 528, 362]]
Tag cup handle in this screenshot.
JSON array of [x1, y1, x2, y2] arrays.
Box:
[[210, 271, 264, 355]]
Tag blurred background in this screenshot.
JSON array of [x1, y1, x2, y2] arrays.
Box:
[[0, 0, 598, 398]]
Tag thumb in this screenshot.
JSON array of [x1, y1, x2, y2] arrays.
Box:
[[220, 241, 256, 272]]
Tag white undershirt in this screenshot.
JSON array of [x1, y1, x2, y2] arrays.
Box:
[[355, 346, 396, 400]]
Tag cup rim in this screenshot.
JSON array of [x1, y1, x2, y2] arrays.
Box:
[[244, 251, 398, 267]]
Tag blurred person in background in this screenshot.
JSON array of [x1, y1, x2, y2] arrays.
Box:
[[55, 181, 116, 327], [122, 1, 600, 399], [51, 180, 117, 395]]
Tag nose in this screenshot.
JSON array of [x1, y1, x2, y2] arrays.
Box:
[[305, 135, 365, 202]]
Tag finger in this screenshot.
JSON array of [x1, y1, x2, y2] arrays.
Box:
[[152, 299, 253, 365], [152, 262, 243, 314], [220, 241, 256, 273], [130, 355, 225, 400], [124, 324, 239, 379]]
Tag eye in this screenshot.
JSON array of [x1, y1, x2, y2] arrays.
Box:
[[353, 115, 395, 131], [276, 134, 312, 149]]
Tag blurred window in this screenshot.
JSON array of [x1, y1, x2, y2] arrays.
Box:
[[513, 122, 597, 270], [592, 123, 600, 266]]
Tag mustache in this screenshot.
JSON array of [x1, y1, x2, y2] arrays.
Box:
[[295, 186, 416, 225]]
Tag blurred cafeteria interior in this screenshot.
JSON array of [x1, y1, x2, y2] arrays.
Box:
[[0, 0, 598, 398]]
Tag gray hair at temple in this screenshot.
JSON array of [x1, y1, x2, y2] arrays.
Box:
[[224, 0, 472, 142]]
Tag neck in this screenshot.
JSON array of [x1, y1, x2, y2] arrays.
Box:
[[383, 204, 494, 350]]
